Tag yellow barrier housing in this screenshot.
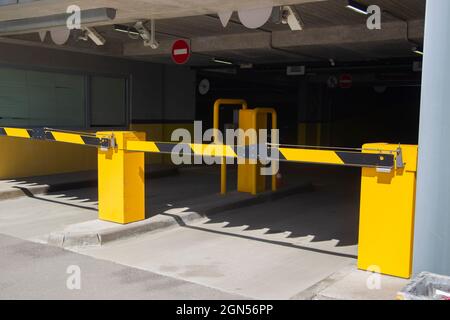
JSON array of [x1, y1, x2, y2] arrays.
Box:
[[238, 108, 277, 195], [358, 143, 418, 279], [97, 131, 146, 224]]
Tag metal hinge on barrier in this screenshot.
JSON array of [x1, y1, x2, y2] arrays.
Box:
[[375, 145, 404, 173], [396, 145, 405, 169], [99, 134, 116, 151]]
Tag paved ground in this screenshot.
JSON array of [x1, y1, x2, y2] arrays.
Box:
[[0, 234, 243, 300], [0, 166, 238, 242], [0, 164, 409, 299], [71, 166, 361, 299]]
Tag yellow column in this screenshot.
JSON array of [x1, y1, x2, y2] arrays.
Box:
[[97, 131, 146, 224], [358, 143, 418, 278]]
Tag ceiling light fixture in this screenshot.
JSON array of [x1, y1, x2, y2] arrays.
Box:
[[412, 47, 423, 56], [113, 24, 140, 37], [412, 46, 424, 56], [346, 0, 369, 15], [212, 58, 233, 65], [84, 27, 106, 45]]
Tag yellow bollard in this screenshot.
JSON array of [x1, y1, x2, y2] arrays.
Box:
[[358, 143, 418, 279], [97, 131, 146, 224]]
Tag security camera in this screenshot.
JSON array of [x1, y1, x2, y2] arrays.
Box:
[[281, 6, 304, 31], [78, 27, 106, 45], [134, 20, 159, 49], [77, 29, 89, 41]]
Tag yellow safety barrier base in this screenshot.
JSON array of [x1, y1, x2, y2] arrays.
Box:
[[237, 108, 278, 195], [358, 143, 418, 279], [97, 131, 146, 224]]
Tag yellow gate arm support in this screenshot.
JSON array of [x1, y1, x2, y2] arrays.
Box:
[[97, 131, 145, 224], [358, 143, 418, 279], [237, 108, 278, 195]]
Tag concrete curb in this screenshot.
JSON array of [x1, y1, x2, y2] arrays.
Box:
[[48, 210, 204, 248], [0, 167, 179, 201], [48, 182, 314, 248]]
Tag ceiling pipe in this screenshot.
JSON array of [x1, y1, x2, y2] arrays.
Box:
[[0, 8, 116, 35]]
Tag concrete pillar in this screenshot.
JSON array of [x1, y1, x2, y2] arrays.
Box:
[[413, 0, 450, 276]]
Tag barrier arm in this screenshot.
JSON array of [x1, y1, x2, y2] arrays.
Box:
[[0, 127, 114, 150], [0, 127, 402, 170], [125, 140, 402, 171]]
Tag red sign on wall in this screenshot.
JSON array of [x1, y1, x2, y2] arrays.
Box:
[[339, 74, 353, 89], [171, 39, 190, 65]]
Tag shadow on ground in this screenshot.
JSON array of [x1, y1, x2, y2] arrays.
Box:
[[7, 164, 362, 249]]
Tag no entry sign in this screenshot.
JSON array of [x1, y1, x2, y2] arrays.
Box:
[[339, 74, 353, 89], [171, 39, 190, 65]]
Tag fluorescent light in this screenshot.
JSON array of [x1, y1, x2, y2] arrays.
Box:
[[0, 8, 116, 34], [412, 47, 424, 56], [84, 27, 106, 46], [212, 58, 233, 65], [346, 0, 369, 15], [113, 24, 140, 36]]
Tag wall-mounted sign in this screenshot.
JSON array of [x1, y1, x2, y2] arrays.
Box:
[[171, 39, 190, 65], [339, 74, 353, 89]]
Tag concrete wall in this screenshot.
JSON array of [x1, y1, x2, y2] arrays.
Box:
[[0, 42, 196, 178]]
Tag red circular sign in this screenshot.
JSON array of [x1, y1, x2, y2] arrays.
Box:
[[171, 39, 190, 65], [339, 74, 353, 89]]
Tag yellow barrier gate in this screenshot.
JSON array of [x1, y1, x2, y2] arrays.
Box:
[[212, 99, 278, 195], [0, 126, 418, 279], [358, 143, 418, 279], [237, 108, 278, 195]]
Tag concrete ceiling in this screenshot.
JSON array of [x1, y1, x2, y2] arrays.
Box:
[[0, 0, 426, 66], [0, 0, 324, 23]]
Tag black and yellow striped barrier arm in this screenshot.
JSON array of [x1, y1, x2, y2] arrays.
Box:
[[0, 127, 400, 169], [0, 127, 113, 150], [125, 140, 399, 170], [276, 146, 398, 169]]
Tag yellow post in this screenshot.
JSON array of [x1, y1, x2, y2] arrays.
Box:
[[97, 131, 146, 224], [358, 143, 418, 278], [213, 99, 248, 195]]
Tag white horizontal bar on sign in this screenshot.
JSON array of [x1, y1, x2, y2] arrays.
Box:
[[173, 48, 188, 55]]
